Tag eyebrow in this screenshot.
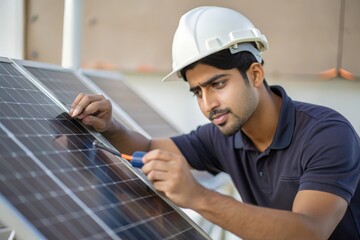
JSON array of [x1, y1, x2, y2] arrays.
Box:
[[189, 74, 229, 93]]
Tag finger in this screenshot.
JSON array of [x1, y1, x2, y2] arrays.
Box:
[[146, 170, 169, 183], [70, 92, 84, 107], [147, 172, 175, 194], [69, 93, 86, 116], [70, 94, 105, 117], [151, 179, 179, 196], [73, 94, 105, 118], [79, 99, 111, 119], [81, 115, 108, 132], [142, 159, 169, 175], [142, 149, 175, 164], [152, 181, 167, 193]]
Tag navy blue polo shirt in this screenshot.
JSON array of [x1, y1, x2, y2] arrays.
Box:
[[171, 86, 360, 239]]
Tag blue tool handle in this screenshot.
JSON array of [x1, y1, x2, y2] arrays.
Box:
[[131, 151, 146, 168]]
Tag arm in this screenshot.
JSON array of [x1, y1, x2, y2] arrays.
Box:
[[193, 188, 347, 240], [141, 149, 348, 240], [70, 93, 181, 155], [103, 120, 181, 155]]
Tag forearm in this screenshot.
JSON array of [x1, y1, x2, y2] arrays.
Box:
[[102, 119, 151, 154], [102, 119, 182, 156], [192, 188, 321, 240]]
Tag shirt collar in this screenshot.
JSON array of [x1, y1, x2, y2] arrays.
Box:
[[234, 85, 295, 150]]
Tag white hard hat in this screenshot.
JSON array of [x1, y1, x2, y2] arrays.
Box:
[[162, 6, 268, 82]]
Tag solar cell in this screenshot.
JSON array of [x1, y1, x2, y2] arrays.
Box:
[[23, 66, 86, 107], [0, 59, 210, 239], [16, 61, 149, 137]]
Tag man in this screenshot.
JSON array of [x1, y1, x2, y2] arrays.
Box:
[[70, 6, 360, 239]]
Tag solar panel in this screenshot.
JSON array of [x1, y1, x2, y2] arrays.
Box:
[[0, 58, 210, 239], [82, 70, 179, 138], [33, 65, 178, 137], [17, 60, 178, 138]]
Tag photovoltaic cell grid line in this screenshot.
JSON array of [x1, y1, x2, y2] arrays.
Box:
[[23, 66, 132, 129], [85, 74, 179, 138], [24, 66, 179, 138], [23, 66, 90, 107], [0, 61, 209, 239]]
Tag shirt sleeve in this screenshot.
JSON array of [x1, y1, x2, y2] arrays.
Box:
[[299, 120, 360, 203], [171, 124, 224, 175]]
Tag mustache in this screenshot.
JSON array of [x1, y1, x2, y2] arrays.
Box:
[[209, 108, 231, 121]]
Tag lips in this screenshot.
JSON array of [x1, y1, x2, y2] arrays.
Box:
[[211, 112, 229, 125]]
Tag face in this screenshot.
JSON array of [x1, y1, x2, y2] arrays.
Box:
[[186, 63, 259, 136]]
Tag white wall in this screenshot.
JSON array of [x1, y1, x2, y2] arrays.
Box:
[[123, 74, 208, 133], [124, 74, 360, 135], [0, 0, 24, 59]]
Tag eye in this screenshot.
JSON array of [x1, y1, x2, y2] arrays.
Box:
[[192, 90, 202, 98], [212, 81, 225, 89]]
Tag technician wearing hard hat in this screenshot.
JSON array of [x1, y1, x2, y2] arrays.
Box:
[[71, 6, 360, 240]]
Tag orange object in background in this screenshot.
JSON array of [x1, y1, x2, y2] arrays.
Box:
[[320, 68, 355, 81]]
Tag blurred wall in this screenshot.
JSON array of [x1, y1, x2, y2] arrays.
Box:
[[25, 0, 64, 63], [24, 0, 360, 77], [0, 0, 24, 59]]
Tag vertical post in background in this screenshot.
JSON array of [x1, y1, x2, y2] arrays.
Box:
[[336, 0, 354, 80], [336, 0, 345, 73], [320, 0, 354, 80], [61, 0, 83, 69]]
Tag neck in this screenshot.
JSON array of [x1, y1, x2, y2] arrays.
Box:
[[242, 88, 282, 152]]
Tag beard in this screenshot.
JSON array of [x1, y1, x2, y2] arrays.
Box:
[[217, 112, 248, 136], [209, 108, 247, 136], [210, 94, 258, 137]]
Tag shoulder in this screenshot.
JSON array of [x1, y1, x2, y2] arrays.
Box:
[[293, 101, 360, 168], [293, 101, 356, 135], [291, 101, 360, 165]]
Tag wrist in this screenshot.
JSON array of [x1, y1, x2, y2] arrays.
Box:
[[189, 185, 214, 211], [102, 119, 121, 139]]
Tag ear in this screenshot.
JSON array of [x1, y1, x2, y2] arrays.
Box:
[[248, 63, 265, 88]]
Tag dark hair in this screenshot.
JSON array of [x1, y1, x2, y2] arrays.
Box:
[[180, 47, 268, 88]]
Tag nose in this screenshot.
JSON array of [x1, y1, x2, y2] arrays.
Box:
[[200, 90, 219, 115]]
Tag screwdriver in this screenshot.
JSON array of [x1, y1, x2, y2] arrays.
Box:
[[92, 140, 145, 168]]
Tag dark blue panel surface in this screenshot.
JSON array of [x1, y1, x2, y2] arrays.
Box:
[[0, 61, 209, 239]]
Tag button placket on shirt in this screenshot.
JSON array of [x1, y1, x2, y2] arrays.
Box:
[[256, 151, 271, 191]]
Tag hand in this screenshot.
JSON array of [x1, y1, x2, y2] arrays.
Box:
[[70, 93, 113, 132], [141, 149, 205, 208]]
